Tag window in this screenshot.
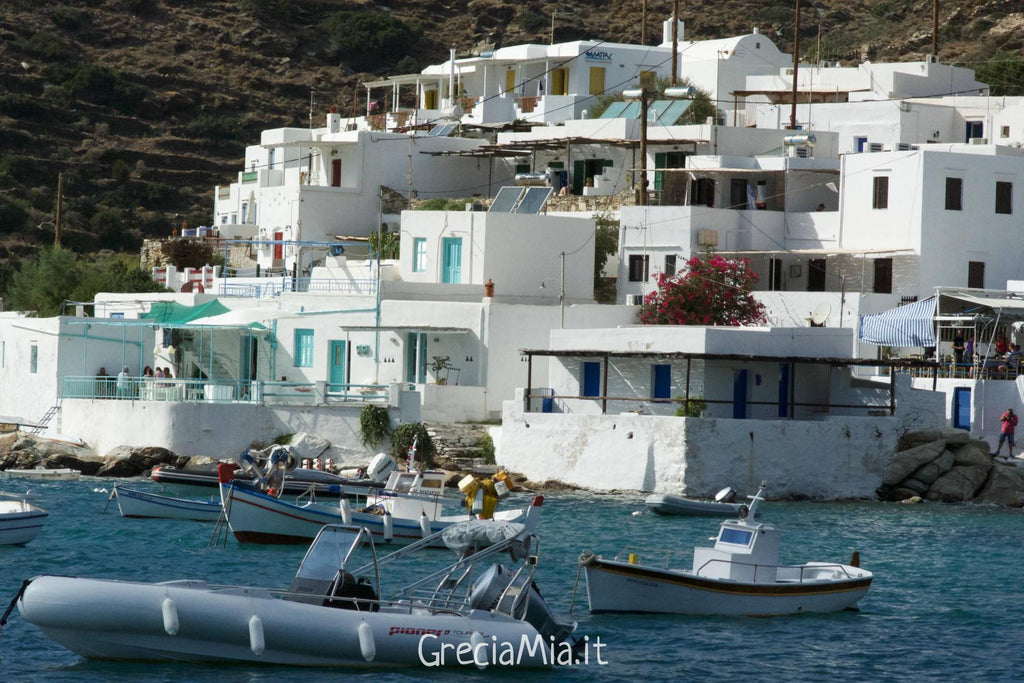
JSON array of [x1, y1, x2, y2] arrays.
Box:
[[588, 67, 605, 95], [768, 258, 783, 291], [945, 177, 963, 210], [413, 238, 427, 272], [854, 136, 868, 153], [664, 254, 677, 277], [550, 68, 569, 96], [968, 261, 985, 289], [874, 258, 893, 294], [807, 259, 827, 292], [294, 329, 314, 367], [331, 159, 342, 187], [29, 344, 38, 374], [965, 120, 984, 141], [581, 362, 601, 398], [1001, 125, 1011, 139], [872, 176, 889, 209], [628, 254, 649, 282], [268, 148, 276, 169], [651, 364, 672, 401], [996, 181, 1013, 215]]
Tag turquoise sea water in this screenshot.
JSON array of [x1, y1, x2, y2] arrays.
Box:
[[1, 480, 1023, 682]]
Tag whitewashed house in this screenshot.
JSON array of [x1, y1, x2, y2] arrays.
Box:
[[212, 112, 517, 275], [499, 325, 942, 497]]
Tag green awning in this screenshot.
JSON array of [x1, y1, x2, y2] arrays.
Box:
[[141, 300, 230, 325]]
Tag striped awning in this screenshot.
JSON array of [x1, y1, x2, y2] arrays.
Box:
[[859, 296, 936, 347]]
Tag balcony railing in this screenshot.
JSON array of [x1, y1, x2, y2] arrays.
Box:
[[220, 277, 377, 298], [60, 377, 389, 405]]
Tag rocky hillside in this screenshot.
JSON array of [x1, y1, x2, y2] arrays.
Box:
[[0, 0, 1022, 274]]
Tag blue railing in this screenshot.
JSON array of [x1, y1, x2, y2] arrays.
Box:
[[220, 277, 377, 298], [60, 377, 389, 404]]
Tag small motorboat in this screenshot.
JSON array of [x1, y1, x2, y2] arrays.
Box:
[[111, 485, 222, 522], [581, 482, 872, 616], [645, 486, 747, 517], [3, 467, 81, 481], [217, 464, 538, 547], [0, 492, 48, 545], [152, 448, 397, 499], [16, 520, 577, 667]]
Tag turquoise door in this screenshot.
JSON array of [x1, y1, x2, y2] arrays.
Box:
[[442, 237, 462, 284], [328, 340, 346, 391]]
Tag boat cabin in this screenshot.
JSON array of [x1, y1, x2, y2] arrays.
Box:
[[370, 470, 449, 520], [691, 518, 781, 583]]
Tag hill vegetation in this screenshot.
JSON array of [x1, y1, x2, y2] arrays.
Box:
[[2, 0, 1024, 299]]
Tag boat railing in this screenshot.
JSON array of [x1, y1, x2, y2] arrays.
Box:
[[613, 546, 692, 568], [694, 559, 858, 582]]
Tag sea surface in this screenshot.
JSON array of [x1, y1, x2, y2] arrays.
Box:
[[0, 479, 1022, 682]]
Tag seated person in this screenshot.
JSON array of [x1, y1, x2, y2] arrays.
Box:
[[997, 344, 1021, 376], [995, 336, 1010, 356]]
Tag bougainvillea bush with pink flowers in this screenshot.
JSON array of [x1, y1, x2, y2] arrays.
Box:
[[639, 252, 767, 326]]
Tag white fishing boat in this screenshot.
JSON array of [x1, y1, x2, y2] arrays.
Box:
[[112, 485, 222, 522], [16, 521, 577, 667], [217, 464, 539, 546], [0, 492, 48, 545], [581, 483, 872, 616], [645, 486, 747, 517], [3, 467, 81, 481]]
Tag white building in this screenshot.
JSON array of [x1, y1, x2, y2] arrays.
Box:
[[212, 112, 517, 275], [498, 325, 943, 496]]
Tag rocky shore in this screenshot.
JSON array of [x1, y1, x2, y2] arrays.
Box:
[[877, 429, 1024, 507]]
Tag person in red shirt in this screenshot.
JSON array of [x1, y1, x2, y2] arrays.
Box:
[[997, 408, 1018, 456]]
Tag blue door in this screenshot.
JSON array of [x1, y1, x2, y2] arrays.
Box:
[[952, 387, 971, 430], [405, 333, 427, 383], [441, 237, 462, 284], [777, 363, 790, 418], [582, 362, 601, 398], [733, 369, 748, 419], [652, 364, 671, 401], [328, 340, 346, 392]]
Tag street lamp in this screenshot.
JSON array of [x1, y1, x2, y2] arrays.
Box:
[[623, 85, 696, 206]]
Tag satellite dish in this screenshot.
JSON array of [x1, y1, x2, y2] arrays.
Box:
[[810, 303, 832, 326], [714, 486, 736, 502]]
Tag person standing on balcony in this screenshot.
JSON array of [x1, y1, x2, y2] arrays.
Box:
[[116, 366, 131, 399]]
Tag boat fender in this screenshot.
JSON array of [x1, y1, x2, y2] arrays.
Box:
[[470, 631, 488, 669], [419, 511, 431, 538], [161, 597, 179, 636], [248, 614, 265, 656], [339, 498, 352, 525], [358, 620, 376, 662], [383, 512, 394, 541]]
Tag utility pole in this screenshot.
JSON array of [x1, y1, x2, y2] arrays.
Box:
[[931, 0, 938, 59], [789, 0, 801, 130], [641, 0, 647, 45], [54, 172, 63, 247]]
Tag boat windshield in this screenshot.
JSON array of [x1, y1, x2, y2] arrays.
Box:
[[294, 526, 368, 581], [718, 527, 754, 546]]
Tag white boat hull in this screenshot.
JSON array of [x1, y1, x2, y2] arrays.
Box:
[[222, 484, 528, 546], [18, 575, 558, 667], [114, 486, 222, 522], [0, 500, 48, 545], [645, 493, 744, 517], [584, 557, 872, 616], [4, 468, 81, 481]]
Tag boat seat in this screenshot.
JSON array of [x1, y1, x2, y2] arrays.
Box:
[[323, 571, 379, 612]]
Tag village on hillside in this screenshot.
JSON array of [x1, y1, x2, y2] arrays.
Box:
[[3, 16, 1024, 503]]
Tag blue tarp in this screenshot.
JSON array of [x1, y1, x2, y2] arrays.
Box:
[[858, 296, 936, 347]]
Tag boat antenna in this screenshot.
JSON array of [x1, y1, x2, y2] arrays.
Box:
[[745, 481, 768, 520]]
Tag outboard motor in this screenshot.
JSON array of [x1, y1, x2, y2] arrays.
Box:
[[263, 445, 296, 497], [469, 564, 574, 643], [365, 453, 397, 482]]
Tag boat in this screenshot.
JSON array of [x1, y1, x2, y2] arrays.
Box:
[[3, 467, 81, 481], [645, 486, 748, 517], [16, 520, 577, 667], [111, 485, 222, 522], [152, 448, 396, 499], [217, 464, 539, 546], [0, 492, 49, 545], [581, 482, 872, 616]]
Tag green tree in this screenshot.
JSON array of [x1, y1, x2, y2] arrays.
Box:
[[640, 251, 767, 326], [322, 11, 421, 72], [368, 228, 400, 260], [5, 247, 167, 316], [973, 51, 1024, 97]]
